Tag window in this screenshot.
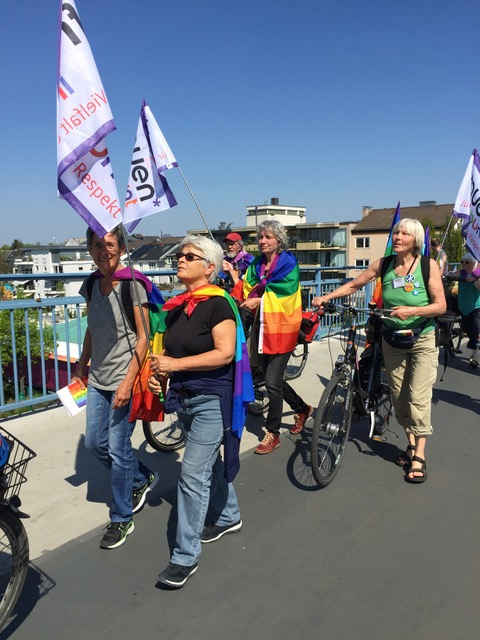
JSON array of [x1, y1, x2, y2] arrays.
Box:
[[355, 259, 370, 267], [355, 237, 370, 248]]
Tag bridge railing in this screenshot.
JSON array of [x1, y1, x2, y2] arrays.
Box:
[[0, 266, 372, 414]]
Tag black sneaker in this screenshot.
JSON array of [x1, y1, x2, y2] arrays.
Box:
[[201, 519, 242, 543], [99, 520, 134, 549], [132, 471, 159, 514], [157, 562, 198, 588]]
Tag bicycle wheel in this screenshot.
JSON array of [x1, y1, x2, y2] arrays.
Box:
[[0, 508, 29, 632], [247, 387, 269, 416], [311, 370, 353, 487], [285, 343, 309, 381], [142, 413, 185, 452], [371, 369, 393, 437]]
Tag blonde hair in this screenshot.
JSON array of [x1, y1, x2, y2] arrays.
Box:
[[392, 218, 425, 256]]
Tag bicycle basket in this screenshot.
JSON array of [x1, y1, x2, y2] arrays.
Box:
[[0, 427, 36, 500]]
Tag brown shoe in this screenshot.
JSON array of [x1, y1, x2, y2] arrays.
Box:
[[290, 405, 313, 435], [254, 432, 281, 454]]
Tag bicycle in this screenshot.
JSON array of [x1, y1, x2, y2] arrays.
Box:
[[0, 427, 36, 631], [310, 303, 393, 487]]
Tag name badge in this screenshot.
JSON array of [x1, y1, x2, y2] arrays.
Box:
[[392, 277, 406, 289]]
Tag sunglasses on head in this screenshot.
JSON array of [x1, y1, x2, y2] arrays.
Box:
[[175, 251, 204, 262]]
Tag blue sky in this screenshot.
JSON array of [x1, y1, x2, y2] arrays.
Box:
[[2, 0, 479, 244]]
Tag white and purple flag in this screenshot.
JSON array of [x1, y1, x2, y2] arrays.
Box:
[[453, 149, 480, 262], [123, 101, 177, 232], [57, 0, 121, 237]]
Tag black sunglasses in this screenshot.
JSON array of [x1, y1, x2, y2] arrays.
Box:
[[175, 251, 205, 262], [461, 260, 471, 264]]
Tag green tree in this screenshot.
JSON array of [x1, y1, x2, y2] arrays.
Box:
[[0, 251, 12, 274], [440, 215, 464, 266], [0, 289, 54, 397]]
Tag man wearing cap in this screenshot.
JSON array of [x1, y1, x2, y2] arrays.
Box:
[[220, 232, 254, 291]]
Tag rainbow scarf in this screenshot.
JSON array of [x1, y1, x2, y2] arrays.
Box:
[[91, 268, 166, 423], [239, 252, 302, 354], [162, 284, 254, 439]]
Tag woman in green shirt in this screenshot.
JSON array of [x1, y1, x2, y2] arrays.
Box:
[[313, 218, 446, 484]]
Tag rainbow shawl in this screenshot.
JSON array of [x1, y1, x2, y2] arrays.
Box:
[[89, 268, 166, 423], [162, 284, 255, 441], [240, 252, 302, 354]]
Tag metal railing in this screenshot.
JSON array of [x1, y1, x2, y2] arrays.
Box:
[[0, 266, 373, 414]]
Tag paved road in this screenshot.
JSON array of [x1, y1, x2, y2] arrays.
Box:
[[2, 343, 480, 640]]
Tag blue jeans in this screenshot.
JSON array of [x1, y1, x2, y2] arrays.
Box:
[[171, 394, 241, 567], [85, 385, 150, 522]]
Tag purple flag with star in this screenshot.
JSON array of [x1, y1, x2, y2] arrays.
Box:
[[123, 100, 177, 232]]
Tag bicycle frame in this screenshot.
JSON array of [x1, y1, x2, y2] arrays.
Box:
[[330, 305, 390, 440]]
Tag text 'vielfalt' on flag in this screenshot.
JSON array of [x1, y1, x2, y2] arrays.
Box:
[[57, 0, 120, 238]]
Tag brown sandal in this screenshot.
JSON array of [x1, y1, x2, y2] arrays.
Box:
[[395, 444, 415, 468], [405, 455, 427, 483]]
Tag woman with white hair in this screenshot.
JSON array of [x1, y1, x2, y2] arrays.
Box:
[[313, 218, 446, 484], [148, 235, 253, 588], [446, 252, 480, 367]]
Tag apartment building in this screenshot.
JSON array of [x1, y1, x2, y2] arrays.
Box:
[[352, 201, 454, 266]]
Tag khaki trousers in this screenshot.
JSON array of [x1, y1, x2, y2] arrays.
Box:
[[382, 330, 438, 437]]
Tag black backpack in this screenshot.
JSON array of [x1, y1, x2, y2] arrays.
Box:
[[380, 254, 430, 287], [85, 273, 136, 333]]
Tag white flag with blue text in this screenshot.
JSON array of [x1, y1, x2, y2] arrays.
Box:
[[57, 0, 121, 237], [123, 101, 177, 232], [453, 149, 480, 262]]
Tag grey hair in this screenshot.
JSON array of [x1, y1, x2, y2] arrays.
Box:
[[86, 225, 125, 249], [462, 252, 478, 267], [392, 218, 425, 256], [257, 220, 289, 253], [179, 235, 224, 283]]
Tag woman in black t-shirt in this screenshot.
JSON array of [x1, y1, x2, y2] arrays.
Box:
[[148, 235, 244, 589]]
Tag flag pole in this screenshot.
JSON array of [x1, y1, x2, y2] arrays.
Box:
[[119, 223, 165, 402], [119, 223, 152, 355], [177, 166, 215, 241], [439, 212, 455, 256]]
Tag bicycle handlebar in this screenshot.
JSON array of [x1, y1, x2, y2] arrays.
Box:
[[316, 301, 393, 317]]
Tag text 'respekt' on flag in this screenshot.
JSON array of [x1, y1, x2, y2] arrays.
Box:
[[123, 101, 177, 232], [57, 0, 120, 238], [453, 149, 480, 262]]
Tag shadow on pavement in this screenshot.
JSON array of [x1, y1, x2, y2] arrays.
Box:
[[0, 562, 56, 640], [432, 387, 480, 415], [286, 425, 322, 492]]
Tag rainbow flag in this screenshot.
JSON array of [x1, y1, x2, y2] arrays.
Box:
[[240, 252, 302, 354], [162, 285, 254, 439]]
